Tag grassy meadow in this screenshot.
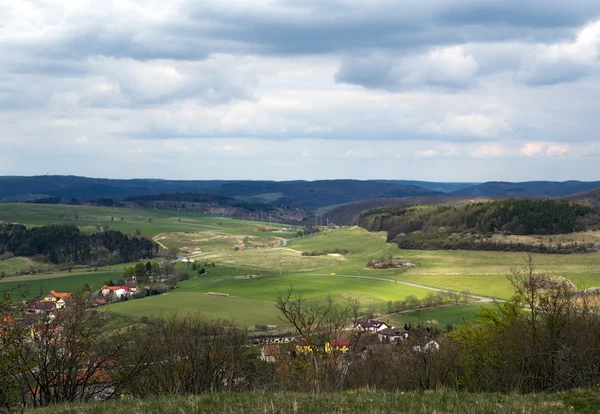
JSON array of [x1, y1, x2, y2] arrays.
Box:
[[3, 203, 600, 325], [27, 389, 600, 414], [389, 303, 486, 327], [0, 270, 118, 299]]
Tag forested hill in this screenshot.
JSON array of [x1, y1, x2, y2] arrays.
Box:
[[358, 200, 600, 253], [0, 223, 157, 265], [324, 196, 496, 226], [124, 192, 273, 212]]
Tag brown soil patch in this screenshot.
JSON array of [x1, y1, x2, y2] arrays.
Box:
[[235, 274, 262, 280]]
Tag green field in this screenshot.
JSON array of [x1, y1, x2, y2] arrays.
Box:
[[0, 203, 292, 239], [389, 304, 486, 327], [0, 271, 118, 299], [0, 256, 57, 276], [4, 203, 600, 325], [107, 292, 283, 326], [107, 273, 432, 324]]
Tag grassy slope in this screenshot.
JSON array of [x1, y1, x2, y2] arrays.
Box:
[[0, 271, 118, 299], [28, 389, 600, 414], [107, 273, 430, 324], [0, 204, 291, 239], [0, 256, 55, 275], [389, 303, 485, 327], [106, 292, 282, 325]]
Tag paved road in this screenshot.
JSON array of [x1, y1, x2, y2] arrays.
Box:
[[304, 273, 499, 302]]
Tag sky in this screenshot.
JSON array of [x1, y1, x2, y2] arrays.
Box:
[[2, 1, 600, 182]]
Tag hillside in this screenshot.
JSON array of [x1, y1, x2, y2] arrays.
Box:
[[204, 180, 443, 210], [564, 187, 600, 207], [324, 196, 496, 226], [123, 192, 308, 224], [452, 180, 600, 197], [359, 199, 600, 253]]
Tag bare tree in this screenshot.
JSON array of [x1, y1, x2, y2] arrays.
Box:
[[275, 287, 362, 392]]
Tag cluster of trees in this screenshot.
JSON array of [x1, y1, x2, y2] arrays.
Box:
[[358, 200, 600, 253], [0, 224, 157, 265], [301, 249, 348, 257], [23, 196, 61, 204], [387, 290, 472, 314]]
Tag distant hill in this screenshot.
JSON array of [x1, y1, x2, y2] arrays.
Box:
[[207, 180, 443, 210], [123, 192, 308, 224], [563, 187, 600, 207], [0, 176, 443, 211], [372, 180, 478, 193], [452, 181, 600, 197], [0, 176, 230, 201]]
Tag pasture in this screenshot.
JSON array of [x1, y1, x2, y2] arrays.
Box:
[[3, 203, 600, 324], [389, 304, 485, 328], [107, 292, 282, 326], [0, 270, 117, 299], [0, 203, 291, 239]]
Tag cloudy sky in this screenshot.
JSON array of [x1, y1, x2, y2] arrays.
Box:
[[2, 1, 600, 181]]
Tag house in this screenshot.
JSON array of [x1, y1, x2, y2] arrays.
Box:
[[413, 340, 440, 353], [28, 301, 56, 314], [100, 286, 132, 298], [43, 290, 72, 303], [378, 327, 409, 343], [260, 345, 281, 363], [94, 297, 107, 306], [325, 340, 350, 354], [294, 339, 315, 354], [356, 319, 390, 333], [0, 315, 14, 335], [124, 281, 138, 293]]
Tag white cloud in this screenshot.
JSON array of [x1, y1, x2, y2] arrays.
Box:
[[415, 150, 439, 157], [73, 136, 90, 145], [336, 46, 479, 90], [520, 142, 570, 157], [470, 143, 507, 158], [89, 54, 259, 105], [422, 113, 512, 139], [518, 20, 600, 85]]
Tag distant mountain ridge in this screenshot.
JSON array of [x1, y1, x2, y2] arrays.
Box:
[[1, 175, 599, 212], [451, 181, 600, 197], [0, 176, 443, 210]]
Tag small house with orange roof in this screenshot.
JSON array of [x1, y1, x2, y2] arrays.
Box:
[[44, 291, 72, 309]]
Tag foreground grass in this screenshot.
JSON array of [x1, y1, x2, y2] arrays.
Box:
[[29, 389, 600, 413]]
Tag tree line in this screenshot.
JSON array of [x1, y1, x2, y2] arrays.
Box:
[[0, 223, 157, 265], [124, 192, 274, 213]]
